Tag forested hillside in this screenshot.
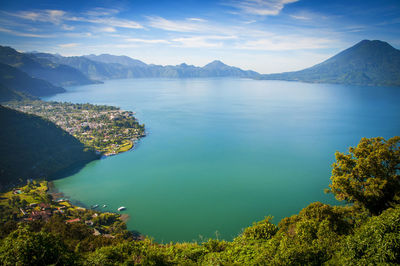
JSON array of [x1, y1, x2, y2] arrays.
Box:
[[0, 83, 36, 103], [0, 105, 99, 189]]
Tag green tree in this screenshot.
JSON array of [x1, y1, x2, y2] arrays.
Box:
[[327, 136, 400, 215], [334, 206, 400, 265], [0, 226, 75, 265], [241, 216, 278, 240], [268, 202, 355, 265]]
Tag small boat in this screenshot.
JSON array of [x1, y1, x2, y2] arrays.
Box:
[[117, 206, 126, 211], [92, 204, 99, 209], [102, 205, 107, 208]]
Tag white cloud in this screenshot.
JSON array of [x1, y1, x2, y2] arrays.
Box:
[[61, 24, 75, 30], [187, 18, 208, 22], [9, 10, 66, 24], [0, 26, 53, 38], [5, 9, 143, 30], [58, 43, 79, 48], [84, 8, 120, 17], [171, 35, 237, 48], [100, 27, 117, 33], [147, 16, 209, 32], [224, 0, 299, 16], [125, 38, 170, 44], [64, 32, 93, 38], [290, 15, 311, 20], [172, 36, 224, 48], [236, 36, 333, 51], [84, 17, 142, 29], [145, 16, 245, 39]]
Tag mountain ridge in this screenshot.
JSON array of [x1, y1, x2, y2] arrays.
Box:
[[4, 39, 399, 87], [0, 46, 97, 87], [31, 52, 261, 79]]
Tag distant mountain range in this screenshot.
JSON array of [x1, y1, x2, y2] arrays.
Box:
[[260, 40, 400, 87], [0, 39, 399, 102], [0, 46, 95, 87], [32, 52, 261, 80]]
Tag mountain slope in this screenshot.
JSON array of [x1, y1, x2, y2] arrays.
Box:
[[0, 83, 37, 103], [0, 63, 65, 97], [261, 40, 400, 86], [0, 105, 99, 188], [0, 46, 95, 86]]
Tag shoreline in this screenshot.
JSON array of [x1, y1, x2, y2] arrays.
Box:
[[48, 181, 133, 227]]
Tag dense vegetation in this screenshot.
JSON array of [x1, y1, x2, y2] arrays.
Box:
[[261, 40, 400, 87], [0, 105, 99, 189], [5, 100, 145, 156], [0, 136, 399, 265]]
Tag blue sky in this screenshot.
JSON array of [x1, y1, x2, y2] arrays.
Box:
[[0, 0, 399, 73]]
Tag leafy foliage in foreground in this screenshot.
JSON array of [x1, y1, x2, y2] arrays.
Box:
[[328, 136, 400, 215], [0, 137, 399, 265]]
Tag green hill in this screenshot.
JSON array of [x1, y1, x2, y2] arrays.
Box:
[[0, 105, 99, 189], [261, 40, 400, 86], [0, 63, 65, 97]]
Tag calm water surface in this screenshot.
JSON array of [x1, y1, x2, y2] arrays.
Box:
[[46, 78, 400, 242]]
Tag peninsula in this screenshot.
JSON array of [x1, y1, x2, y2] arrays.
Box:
[[5, 100, 145, 156]]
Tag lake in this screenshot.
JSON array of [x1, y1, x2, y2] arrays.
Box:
[[45, 78, 400, 243]]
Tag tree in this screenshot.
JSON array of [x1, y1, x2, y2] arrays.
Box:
[[327, 136, 400, 215], [0, 226, 75, 265], [241, 216, 278, 240], [334, 206, 400, 265]]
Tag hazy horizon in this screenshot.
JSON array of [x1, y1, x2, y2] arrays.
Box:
[[1, 0, 399, 74]]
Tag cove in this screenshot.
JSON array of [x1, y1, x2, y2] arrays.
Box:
[[45, 78, 400, 243]]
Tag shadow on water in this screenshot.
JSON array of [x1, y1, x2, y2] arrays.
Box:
[[49, 156, 101, 181]]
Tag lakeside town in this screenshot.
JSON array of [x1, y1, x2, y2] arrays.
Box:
[[5, 100, 145, 156], [0, 180, 137, 239]]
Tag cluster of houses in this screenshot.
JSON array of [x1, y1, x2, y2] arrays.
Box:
[[21, 202, 68, 222], [9, 102, 144, 155], [15, 198, 116, 238]]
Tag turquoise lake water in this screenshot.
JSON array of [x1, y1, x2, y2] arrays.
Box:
[[46, 78, 400, 243]]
